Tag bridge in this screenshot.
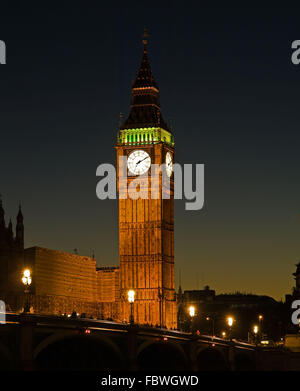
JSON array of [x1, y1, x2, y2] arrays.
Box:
[[0, 313, 298, 371]]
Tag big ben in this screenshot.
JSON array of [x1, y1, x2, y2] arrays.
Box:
[[116, 31, 177, 329]]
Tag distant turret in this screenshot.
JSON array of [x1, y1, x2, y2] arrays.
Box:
[[0, 198, 25, 302], [15, 205, 24, 249], [177, 269, 183, 302], [0, 198, 5, 229], [0, 197, 7, 248], [293, 262, 300, 299], [7, 219, 13, 245]]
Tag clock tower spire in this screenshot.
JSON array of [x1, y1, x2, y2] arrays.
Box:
[[119, 29, 170, 135], [117, 32, 176, 329]]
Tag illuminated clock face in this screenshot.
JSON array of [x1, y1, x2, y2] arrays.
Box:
[[127, 150, 151, 176], [165, 152, 173, 177]]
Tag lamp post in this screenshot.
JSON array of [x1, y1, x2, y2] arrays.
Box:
[[253, 325, 259, 345], [227, 316, 234, 340], [258, 314, 263, 341], [188, 305, 196, 333], [206, 317, 215, 337], [128, 290, 135, 325], [22, 269, 32, 313]]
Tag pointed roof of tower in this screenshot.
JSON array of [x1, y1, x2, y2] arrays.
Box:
[[178, 268, 183, 296], [0, 195, 5, 227], [7, 218, 13, 239], [293, 262, 300, 277], [121, 29, 170, 131], [17, 203, 23, 223], [132, 28, 158, 90]]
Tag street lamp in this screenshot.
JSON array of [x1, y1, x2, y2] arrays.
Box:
[[206, 316, 215, 337], [188, 305, 195, 318], [22, 269, 32, 313], [227, 316, 234, 327], [258, 314, 263, 340], [221, 331, 226, 339], [253, 325, 259, 345], [188, 306, 196, 333], [128, 290, 135, 324], [227, 316, 234, 340]]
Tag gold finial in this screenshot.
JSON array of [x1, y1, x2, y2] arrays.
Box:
[[142, 27, 148, 52]]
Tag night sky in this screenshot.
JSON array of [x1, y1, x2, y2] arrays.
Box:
[[1, 3, 300, 300]]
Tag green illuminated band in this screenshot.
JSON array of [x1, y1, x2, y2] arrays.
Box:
[[118, 127, 174, 146]]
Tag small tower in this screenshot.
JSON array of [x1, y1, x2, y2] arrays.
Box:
[[15, 204, 24, 249], [0, 197, 5, 230], [178, 269, 183, 302], [293, 263, 300, 299], [7, 219, 13, 245], [177, 270, 185, 330], [0, 199, 25, 303], [0, 197, 8, 249]]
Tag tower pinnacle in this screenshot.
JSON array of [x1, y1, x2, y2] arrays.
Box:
[[0, 195, 5, 228], [120, 30, 169, 132], [16, 203, 24, 249], [17, 203, 23, 223], [142, 27, 148, 53]]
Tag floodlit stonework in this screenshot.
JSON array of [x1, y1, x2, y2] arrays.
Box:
[[117, 31, 177, 329]]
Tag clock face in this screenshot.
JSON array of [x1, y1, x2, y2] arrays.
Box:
[[127, 150, 151, 176], [165, 152, 173, 177]]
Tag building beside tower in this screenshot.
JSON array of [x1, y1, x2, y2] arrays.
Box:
[[0, 200, 25, 306], [0, 34, 177, 329]]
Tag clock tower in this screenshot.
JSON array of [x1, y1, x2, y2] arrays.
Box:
[[116, 31, 177, 329]]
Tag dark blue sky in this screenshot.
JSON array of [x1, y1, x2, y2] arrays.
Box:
[[1, 3, 300, 300]]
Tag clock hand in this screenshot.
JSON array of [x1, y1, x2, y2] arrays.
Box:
[[136, 156, 149, 166]]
